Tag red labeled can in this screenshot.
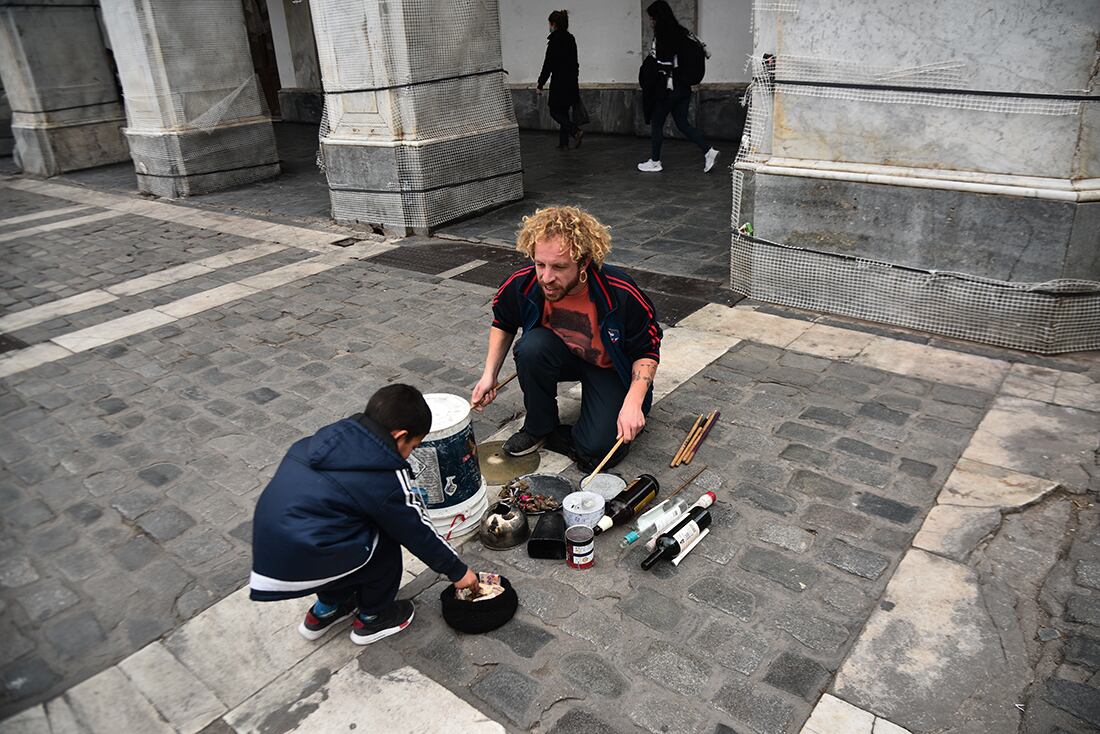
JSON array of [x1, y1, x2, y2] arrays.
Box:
[[565, 524, 595, 569]]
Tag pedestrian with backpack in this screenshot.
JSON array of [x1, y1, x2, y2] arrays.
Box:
[[637, 0, 719, 173]]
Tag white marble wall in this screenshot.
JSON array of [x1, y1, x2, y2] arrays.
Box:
[[499, 0, 754, 85], [763, 0, 1099, 179]]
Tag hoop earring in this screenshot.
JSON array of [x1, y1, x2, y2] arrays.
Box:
[[579, 268, 588, 285]]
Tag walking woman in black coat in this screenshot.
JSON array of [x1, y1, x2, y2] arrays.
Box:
[[638, 0, 718, 173], [537, 10, 583, 150]]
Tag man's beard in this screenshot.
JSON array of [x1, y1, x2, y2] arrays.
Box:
[[541, 271, 583, 302]]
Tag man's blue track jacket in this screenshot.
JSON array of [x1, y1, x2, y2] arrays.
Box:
[[491, 261, 663, 412]]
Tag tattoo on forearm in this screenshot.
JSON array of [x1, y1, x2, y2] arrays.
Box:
[[631, 370, 654, 386]]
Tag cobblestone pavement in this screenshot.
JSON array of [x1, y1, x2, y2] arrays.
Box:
[[0, 179, 732, 719], [1, 174, 1098, 733], [56, 124, 732, 283], [378, 344, 999, 734], [436, 130, 733, 282]]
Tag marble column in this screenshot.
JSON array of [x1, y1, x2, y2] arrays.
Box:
[[0, 0, 128, 176], [737, 0, 1099, 353], [266, 0, 323, 123], [310, 0, 523, 233], [99, 0, 280, 198], [0, 80, 12, 157]]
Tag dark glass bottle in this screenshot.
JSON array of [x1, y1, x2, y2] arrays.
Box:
[[593, 474, 660, 535], [641, 492, 715, 569]]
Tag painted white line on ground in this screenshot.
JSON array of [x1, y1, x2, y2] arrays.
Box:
[[678, 303, 1012, 391], [0, 178, 358, 251], [0, 242, 289, 334], [107, 242, 288, 296], [0, 290, 119, 333], [0, 210, 124, 244], [0, 204, 91, 227], [153, 283, 261, 320], [437, 259, 488, 279], [0, 343, 74, 380], [51, 310, 178, 353], [0, 243, 396, 378]]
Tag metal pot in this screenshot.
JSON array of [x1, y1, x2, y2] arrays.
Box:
[[479, 501, 530, 550]]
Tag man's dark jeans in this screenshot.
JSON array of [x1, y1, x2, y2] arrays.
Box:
[[514, 327, 634, 466]]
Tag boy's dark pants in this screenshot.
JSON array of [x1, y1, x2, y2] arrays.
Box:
[[514, 327, 632, 465], [315, 533, 402, 615]]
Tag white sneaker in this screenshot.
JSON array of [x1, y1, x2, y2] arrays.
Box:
[[638, 159, 663, 172], [704, 148, 720, 173]]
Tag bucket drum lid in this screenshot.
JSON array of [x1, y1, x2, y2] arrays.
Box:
[[580, 473, 627, 501], [422, 393, 472, 441]]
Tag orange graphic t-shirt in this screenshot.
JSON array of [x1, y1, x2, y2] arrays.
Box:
[[542, 286, 612, 368]]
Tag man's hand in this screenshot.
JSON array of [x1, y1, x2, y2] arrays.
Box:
[[454, 568, 480, 595], [470, 374, 498, 412], [616, 401, 646, 443]]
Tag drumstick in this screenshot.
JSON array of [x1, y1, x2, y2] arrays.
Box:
[[583, 436, 624, 486], [670, 414, 705, 467], [474, 372, 517, 407], [671, 424, 703, 468], [668, 465, 708, 499], [684, 410, 719, 464]]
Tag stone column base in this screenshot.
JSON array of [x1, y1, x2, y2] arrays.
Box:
[[12, 117, 128, 177], [321, 125, 523, 232], [124, 118, 281, 198]]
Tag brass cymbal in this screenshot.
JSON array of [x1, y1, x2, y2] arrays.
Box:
[[478, 440, 540, 485]]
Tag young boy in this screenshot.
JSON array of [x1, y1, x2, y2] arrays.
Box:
[[249, 384, 479, 645]]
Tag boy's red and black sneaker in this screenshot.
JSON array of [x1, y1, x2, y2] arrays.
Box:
[[349, 600, 415, 646], [298, 599, 356, 641]]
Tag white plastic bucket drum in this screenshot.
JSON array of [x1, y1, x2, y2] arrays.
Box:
[[410, 394, 486, 514], [562, 491, 605, 529], [426, 489, 487, 540]]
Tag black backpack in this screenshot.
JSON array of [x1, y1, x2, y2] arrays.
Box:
[[677, 32, 709, 86]]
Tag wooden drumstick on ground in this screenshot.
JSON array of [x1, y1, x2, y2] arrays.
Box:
[[684, 410, 719, 464], [670, 413, 705, 467]]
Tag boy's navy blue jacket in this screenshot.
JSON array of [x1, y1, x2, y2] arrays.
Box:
[[491, 262, 662, 412], [249, 415, 467, 602]]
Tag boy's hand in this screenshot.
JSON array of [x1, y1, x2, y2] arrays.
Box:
[[454, 569, 480, 594]]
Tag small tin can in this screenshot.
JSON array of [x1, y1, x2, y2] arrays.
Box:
[[565, 524, 595, 569], [562, 490, 605, 529]]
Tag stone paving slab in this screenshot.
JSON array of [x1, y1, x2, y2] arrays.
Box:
[[2, 170, 1099, 732], [0, 240, 521, 715]]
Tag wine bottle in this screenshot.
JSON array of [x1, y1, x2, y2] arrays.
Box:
[[593, 474, 659, 535], [622, 498, 687, 547], [644, 492, 713, 551], [641, 492, 716, 570]]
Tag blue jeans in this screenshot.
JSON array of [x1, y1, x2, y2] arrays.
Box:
[[650, 86, 708, 161], [514, 327, 632, 465]]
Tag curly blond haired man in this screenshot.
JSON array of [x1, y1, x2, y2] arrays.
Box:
[[471, 206, 662, 471]]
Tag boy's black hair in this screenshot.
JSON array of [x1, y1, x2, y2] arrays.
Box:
[[365, 384, 432, 438]]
